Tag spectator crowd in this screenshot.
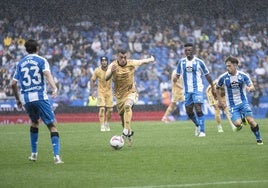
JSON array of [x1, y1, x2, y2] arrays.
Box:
[[0, 0, 268, 106]]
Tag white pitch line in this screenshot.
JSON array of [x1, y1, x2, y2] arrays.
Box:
[[113, 180, 268, 188]]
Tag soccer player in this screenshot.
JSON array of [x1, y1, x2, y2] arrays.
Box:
[[161, 70, 184, 123], [105, 49, 155, 146], [11, 39, 64, 164], [206, 79, 236, 132], [174, 43, 216, 137], [90, 56, 113, 132], [216, 56, 263, 145]]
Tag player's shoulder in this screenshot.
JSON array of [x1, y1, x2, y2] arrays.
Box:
[[218, 72, 228, 79], [238, 70, 250, 77], [194, 56, 205, 64], [30, 54, 47, 62]]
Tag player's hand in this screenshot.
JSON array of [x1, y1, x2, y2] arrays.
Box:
[[51, 88, 58, 98], [111, 64, 117, 72], [16, 100, 23, 109], [246, 86, 255, 92], [149, 55, 155, 62], [91, 94, 96, 99]]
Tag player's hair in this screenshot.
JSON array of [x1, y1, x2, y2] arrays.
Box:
[[225, 56, 239, 65], [117, 49, 127, 54], [25, 39, 38, 54], [100, 56, 108, 61], [184, 43, 194, 48]]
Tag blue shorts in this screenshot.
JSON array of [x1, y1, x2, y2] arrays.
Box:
[[24, 100, 55, 125], [229, 103, 253, 122], [184, 92, 204, 106]]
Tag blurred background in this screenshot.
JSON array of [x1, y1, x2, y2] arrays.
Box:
[[0, 0, 268, 121]]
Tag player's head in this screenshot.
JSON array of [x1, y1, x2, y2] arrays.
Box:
[[25, 39, 38, 54], [117, 49, 127, 67], [184, 43, 194, 60], [225, 56, 239, 75], [100, 56, 108, 68], [225, 56, 239, 65]]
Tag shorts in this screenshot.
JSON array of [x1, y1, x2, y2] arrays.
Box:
[[97, 93, 113, 108], [116, 92, 139, 115], [184, 92, 204, 106], [171, 92, 184, 103], [229, 103, 253, 122], [24, 100, 55, 125]]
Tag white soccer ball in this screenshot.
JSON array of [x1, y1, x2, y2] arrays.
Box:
[[110, 135, 124, 150]]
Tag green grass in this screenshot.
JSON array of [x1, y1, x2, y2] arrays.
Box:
[[0, 119, 268, 188]]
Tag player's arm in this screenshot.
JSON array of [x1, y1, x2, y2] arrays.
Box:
[[205, 74, 216, 98], [133, 55, 155, 65], [172, 72, 183, 89], [11, 79, 22, 109], [90, 71, 96, 99], [216, 84, 226, 109], [90, 78, 96, 99], [105, 64, 113, 81], [246, 83, 255, 92], [44, 70, 58, 98]]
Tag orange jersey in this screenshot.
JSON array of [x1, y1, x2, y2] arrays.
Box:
[[91, 67, 113, 96], [108, 60, 143, 99]]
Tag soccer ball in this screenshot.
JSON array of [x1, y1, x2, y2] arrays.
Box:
[[110, 135, 124, 150]]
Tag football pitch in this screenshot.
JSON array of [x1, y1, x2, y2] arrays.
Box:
[[0, 119, 268, 188]]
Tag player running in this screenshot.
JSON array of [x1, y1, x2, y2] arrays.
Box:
[[105, 49, 155, 146]]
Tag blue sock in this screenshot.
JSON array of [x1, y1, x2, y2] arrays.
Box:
[[51, 132, 60, 156], [30, 127, 38, 153], [251, 124, 261, 140], [197, 115, 205, 132]]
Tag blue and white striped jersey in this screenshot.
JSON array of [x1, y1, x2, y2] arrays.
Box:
[[13, 54, 50, 104], [217, 71, 252, 107], [176, 56, 209, 93]]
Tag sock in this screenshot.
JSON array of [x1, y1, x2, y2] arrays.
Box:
[[197, 115, 205, 132], [51, 132, 60, 156], [30, 127, 38, 153], [251, 124, 261, 140]]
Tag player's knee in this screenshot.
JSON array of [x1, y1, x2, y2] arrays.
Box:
[[124, 105, 131, 112], [99, 107, 105, 116], [30, 126, 38, 133], [99, 107, 105, 113], [107, 107, 113, 113], [196, 110, 204, 117]]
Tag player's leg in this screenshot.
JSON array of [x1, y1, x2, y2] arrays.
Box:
[[105, 107, 113, 131], [194, 103, 206, 137], [223, 106, 236, 130], [123, 99, 133, 134], [24, 102, 39, 161], [185, 104, 200, 136], [99, 107, 106, 131], [39, 100, 63, 164], [213, 105, 223, 132], [122, 93, 138, 146], [162, 102, 176, 123], [104, 95, 114, 131], [230, 105, 244, 131], [185, 93, 199, 129], [242, 104, 263, 145]]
